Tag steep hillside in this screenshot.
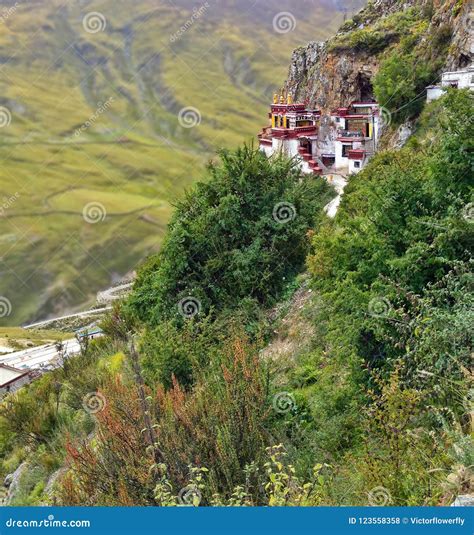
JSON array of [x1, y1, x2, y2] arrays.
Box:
[[0, 0, 351, 326], [0, 0, 471, 509], [285, 0, 472, 114]]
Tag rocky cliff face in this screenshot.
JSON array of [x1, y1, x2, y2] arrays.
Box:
[[445, 1, 474, 69], [284, 0, 473, 113], [285, 40, 378, 111]]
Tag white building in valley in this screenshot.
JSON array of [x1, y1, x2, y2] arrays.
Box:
[[0, 364, 31, 397], [258, 93, 383, 175]]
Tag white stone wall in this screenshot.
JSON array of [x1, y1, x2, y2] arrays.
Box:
[[349, 159, 363, 174], [259, 143, 274, 158], [317, 124, 336, 157], [335, 141, 350, 170], [427, 86, 445, 102], [272, 137, 282, 155], [442, 68, 474, 89], [331, 115, 346, 130], [284, 139, 300, 159], [0, 374, 31, 397]]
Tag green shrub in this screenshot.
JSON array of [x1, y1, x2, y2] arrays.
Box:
[[129, 144, 332, 326]]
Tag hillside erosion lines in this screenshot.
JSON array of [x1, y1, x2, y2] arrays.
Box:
[[0, 205, 160, 219]]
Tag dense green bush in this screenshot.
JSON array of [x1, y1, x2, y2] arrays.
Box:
[[373, 17, 452, 121], [129, 145, 332, 326], [307, 89, 473, 408], [0, 338, 123, 501]]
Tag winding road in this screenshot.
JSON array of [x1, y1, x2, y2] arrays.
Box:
[[24, 307, 112, 330]]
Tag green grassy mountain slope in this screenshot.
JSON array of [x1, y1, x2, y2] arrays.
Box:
[[0, 0, 355, 325]]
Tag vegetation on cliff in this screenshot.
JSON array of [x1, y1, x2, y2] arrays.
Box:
[[1, 87, 472, 506], [0, 0, 472, 507]]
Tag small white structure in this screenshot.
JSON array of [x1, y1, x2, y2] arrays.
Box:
[[348, 149, 367, 174], [332, 102, 380, 172], [0, 364, 31, 397], [427, 65, 474, 102], [426, 85, 446, 102]]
